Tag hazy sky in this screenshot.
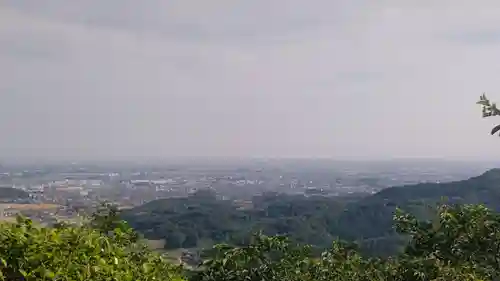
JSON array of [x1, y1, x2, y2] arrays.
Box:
[[2, 1, 500, 161]]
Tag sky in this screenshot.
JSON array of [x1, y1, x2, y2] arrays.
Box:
[[2, 1, 500, 162]]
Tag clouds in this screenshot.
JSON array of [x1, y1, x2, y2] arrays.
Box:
[[1, 0, 354, 44], [2, 1, 500, 161], [443, 30, 500, 45]]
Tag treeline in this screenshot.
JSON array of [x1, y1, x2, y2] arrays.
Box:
[[121, 168, 500, 257]]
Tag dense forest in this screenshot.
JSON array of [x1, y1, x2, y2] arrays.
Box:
[[121, 168, 500, 257], [121, 190, 351, 252]]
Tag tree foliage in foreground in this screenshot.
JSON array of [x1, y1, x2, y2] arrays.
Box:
[[0, 203, 184, 281], [193, 204, 499, 281], [477, 93, 500, 136], [1, 202, 500, 280]]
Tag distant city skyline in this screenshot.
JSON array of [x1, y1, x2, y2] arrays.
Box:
[[3, 1, 500, 161]]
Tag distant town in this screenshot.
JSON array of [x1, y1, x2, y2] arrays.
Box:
[[0, 159, 496, 226]]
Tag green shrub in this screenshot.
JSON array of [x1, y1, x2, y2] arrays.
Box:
[[0, 214, 184, 281]]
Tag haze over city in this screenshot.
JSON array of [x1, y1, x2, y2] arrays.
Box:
[[2, 1, 500, 162]]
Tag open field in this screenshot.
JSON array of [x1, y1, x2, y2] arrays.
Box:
[[0, 217, 17, 222], [144, 239, 199, 265], [145, 239, 166, 250], [0, 203, 61, 210]]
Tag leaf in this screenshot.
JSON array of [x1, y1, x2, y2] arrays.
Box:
[[491, 124, 500, 136], [44, 269, 55, 279]]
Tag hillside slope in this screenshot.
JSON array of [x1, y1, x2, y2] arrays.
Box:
[[122, 191, 350, 250], [336, 168, 500, 242]]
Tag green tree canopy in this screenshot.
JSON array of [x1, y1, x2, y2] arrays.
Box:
[[0, 211, 184, 281], [194, 204, 496, 281]]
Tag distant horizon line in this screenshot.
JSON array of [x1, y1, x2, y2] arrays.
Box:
[[0, 156, 499, 166]]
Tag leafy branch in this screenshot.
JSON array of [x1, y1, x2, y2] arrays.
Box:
[[477, 93, 500, 136]]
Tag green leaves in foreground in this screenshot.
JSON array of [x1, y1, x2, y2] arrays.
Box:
[[477, 93, 500, 136], [0, 203, 497, 281], [194, 204, 497, 281], [0, 215, 184, 281]]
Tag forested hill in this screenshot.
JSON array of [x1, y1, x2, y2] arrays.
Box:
[[336, 168, 500, 240], [122, 168, 500, 256], [364, 167, 500, 206], [0, 187, 29, 200]]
